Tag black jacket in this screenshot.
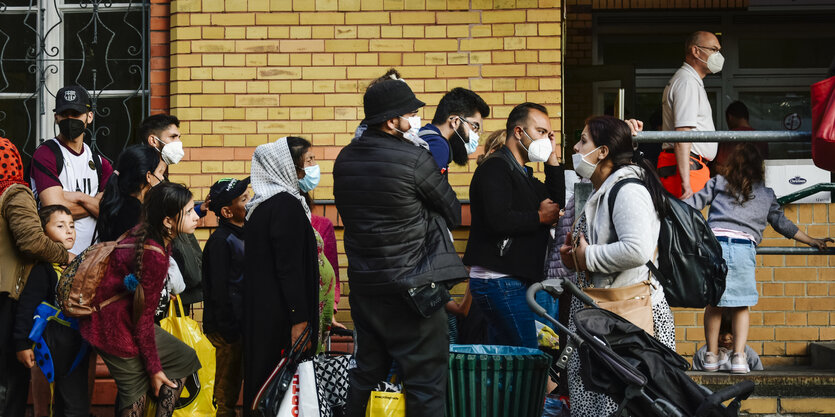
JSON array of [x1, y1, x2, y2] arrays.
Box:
[[334, 128, 467, 295], [243, 192, 319, 407], [463, 147, 565, 284], [201, 220, 245, 342], [172, 233, 203, 306], [13, 262, 58, 351]]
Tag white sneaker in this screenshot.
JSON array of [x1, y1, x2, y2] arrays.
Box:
[[731, 352, 749, 374], [704, 351, 720, 372]]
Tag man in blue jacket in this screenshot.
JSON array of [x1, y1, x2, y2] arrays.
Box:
[[418, 87, 490, 175]]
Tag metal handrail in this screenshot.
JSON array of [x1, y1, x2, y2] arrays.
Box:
[[634, 130, 811, 143], [757, 246, 835, 255], [776, 183, 835, 205]]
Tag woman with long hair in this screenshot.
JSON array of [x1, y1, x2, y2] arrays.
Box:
[[685, 144, 830, 373], [559, 115, 675, 416], [97, 145, 165, 242], [80, 182, 201, 416], [242, 137, 320, 414]]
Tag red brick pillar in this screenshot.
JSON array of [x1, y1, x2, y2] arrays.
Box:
[[150, 0, 170, 114]]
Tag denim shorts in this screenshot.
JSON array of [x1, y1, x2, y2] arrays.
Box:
[[717, 239, 758, 307]]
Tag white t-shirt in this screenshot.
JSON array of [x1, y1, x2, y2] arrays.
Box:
[[661, 63, 718, 160], [31, 138, 100, 254]]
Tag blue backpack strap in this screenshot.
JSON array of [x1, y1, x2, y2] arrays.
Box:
[[29, 302, 87, 382]]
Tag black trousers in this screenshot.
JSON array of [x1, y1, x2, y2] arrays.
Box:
[[345, 292, 449, 417], [0, 294, 29, 417], [41, 321, 91, 417]]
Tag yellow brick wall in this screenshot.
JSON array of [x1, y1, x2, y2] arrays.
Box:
[[168, 0, 563, 325], [169, 0, 563, 202]]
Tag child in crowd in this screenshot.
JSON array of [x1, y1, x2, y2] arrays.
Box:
[[693, 312, 763, 372], [202, 177, 250, 417], [13, 205, 90, 417], [684, 143, 832, 374], [80, 182, 201, 416]]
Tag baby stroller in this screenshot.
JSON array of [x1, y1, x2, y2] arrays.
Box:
[[526, 279, 755, 417]]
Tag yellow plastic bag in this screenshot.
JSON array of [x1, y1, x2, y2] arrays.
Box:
[[365, 391, 405, 417], [159, 296, 217, 417]]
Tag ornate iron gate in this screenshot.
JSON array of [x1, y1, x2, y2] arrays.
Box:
[[0, 0, 149, 164]]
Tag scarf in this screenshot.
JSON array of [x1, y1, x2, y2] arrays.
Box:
[[246, 137, 310, 221], [0, 137, 27, 195]]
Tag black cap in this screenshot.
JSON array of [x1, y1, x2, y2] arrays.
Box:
[[208, 177, 250, 216], [362, 79, 425, 125], [54, 86, 92, 114]]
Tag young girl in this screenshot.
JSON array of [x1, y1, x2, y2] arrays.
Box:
[[14, 205, 89, 417], [685, 143, 831, 374], [80, 182, 201, 416]]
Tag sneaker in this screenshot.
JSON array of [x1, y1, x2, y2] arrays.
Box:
[[731, 352, 749, 374], [704, 351, 720, 372]]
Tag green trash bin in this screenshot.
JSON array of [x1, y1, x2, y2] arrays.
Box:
[[447, 344, 551, 417]]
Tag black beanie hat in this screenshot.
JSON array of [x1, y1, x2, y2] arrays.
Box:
[[361, 79, 425, 125]]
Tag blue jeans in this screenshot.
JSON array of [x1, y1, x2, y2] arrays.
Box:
[[469, 277, 557, 348]]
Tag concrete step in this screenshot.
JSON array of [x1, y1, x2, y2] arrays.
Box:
[[688, 367, 835, 416]]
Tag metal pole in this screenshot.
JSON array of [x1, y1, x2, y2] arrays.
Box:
[[634, 130, 811, 143], [615, 88, 625, 120], [757, 247, 835, 255]]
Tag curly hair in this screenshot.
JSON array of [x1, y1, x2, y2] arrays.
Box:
[[723, 143, 764, 205]]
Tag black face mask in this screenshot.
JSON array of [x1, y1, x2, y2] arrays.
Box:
[[449, 123, 470, 166], [58, 118, 86, 140]]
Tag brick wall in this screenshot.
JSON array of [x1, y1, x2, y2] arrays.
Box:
[[166, 0, 563, 324], [150, 0, 172, 114]]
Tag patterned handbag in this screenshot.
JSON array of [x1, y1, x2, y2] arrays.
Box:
[[314, 352, 353, 409]]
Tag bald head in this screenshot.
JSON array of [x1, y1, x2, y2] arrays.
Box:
[[685, 31, 718, 55]]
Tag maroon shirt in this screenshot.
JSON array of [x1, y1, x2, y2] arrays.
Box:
[[80, 236, 170, 374]]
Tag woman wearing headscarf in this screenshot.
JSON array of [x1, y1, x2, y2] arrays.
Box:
[[0, 138, 70, 416], [242, 137, 320, 414]]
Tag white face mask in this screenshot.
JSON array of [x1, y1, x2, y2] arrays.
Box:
[[520, 128, 553, 163], [154, 137, 185, 165], [454, 118, 480, 155], [397, 115, 422, 143], [572, 146, 602, 179], [698, 50, 725, 74]]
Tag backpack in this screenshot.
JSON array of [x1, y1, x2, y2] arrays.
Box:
[[24, 139, 104, 196], [57, 237, 164, 318], [608, 178, 727, 308]]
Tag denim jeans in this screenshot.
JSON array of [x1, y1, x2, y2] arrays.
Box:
[[469, 277, 557, 348]]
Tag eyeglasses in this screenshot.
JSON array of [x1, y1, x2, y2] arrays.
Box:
[[458, 116, 481, 133], [697, 45, 720, 53]]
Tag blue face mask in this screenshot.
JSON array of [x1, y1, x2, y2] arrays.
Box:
[[298, 164, 320, 193]]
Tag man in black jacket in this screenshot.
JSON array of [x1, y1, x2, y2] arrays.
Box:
[[334, 79, 467, 417], [463, 102, 564, 349]]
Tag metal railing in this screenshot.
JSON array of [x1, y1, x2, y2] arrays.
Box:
[[633, 130, 811, 143]]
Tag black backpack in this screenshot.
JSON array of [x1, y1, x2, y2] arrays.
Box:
[[24, 139, 104, 198], [608, 178, 727, 308]]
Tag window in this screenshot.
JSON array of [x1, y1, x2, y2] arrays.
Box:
[[0, 0, 149, 164]]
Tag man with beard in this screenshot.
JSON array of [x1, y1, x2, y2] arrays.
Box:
[[418, 87, 490, 175]]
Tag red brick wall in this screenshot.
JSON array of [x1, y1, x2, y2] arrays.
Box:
[[150, 0, 171, 114]]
